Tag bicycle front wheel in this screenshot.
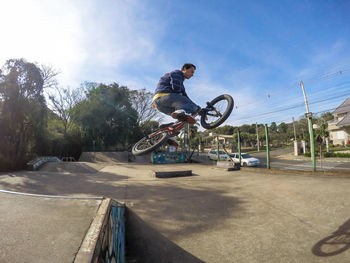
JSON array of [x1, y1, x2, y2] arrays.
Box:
[[201, 94, 234, 129], [132, 131, 169, 156]]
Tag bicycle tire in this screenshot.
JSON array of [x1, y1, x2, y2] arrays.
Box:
[[132, 131, 169, 156], [200, 94, 234, 129]]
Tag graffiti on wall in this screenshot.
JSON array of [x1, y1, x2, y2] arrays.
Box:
[[152, 152, 187, 164], [91, 200, 125, 263]]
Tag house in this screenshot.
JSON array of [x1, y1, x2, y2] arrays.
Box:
[[328, 97, 350, 145]]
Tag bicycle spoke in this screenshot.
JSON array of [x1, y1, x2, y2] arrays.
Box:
[[206, 100, 227, 124], [138, 133, 163, 150], [132, 130, 170, 155], [200, 94, 233, 130]]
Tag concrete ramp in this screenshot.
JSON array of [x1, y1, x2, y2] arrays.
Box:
[[79, 151, 152, 164], [39, 161, 104, 173], [79, 152, 129, 163], [0, 190, 125, 263], [131, 153, 152, 164]]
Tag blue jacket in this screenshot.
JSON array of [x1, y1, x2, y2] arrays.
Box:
[[154, 70, 188, 97]]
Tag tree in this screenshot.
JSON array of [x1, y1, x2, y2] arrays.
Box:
[[188, 123, 200, 147], [71, 83, 139, 149], [0, 58, 47, 169], [315, 113, 330, 142], [40, 64, 60, 89], [278, 122, 288, 133], [321, 112, 334, 122], [129, 88, 162, 125], [270, 122, 278, 133], [47, 85, 86, 137], [139, 120, 160, 135], [209, 125, 235, 135], [240, 132, 255, 147]]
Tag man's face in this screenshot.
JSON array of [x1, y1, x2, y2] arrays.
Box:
[[182, 66, 195, 79]]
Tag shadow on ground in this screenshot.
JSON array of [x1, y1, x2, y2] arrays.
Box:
[[312, 218, 350, 257], [126, 208, 205, 263], [0, 169, 129, 198], [0, 164, 245, 241]]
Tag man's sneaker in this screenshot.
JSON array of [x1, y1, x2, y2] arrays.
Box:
[[167, 136, 179, 147], [171, 110, 196, 124]]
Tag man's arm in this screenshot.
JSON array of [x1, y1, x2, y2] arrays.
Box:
[[169, 71, 185, 93]]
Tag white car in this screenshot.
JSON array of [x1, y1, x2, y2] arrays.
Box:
[[229, 153, 260, 167], [207, 150, 228, 160]]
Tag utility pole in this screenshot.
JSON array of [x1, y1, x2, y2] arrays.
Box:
[[292, 117, 297, 141], [300, 81, 316, 171], [265, 124, 270, 169], [237, 131, 241, 165], [256, 122, 260, 151]]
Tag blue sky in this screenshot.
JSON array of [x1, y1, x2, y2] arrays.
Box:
[[1, 0, 350, 126]]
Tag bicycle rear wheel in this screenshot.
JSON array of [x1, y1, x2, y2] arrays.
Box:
[[132, 131, 169, 156], [201, 94, 234, 129]]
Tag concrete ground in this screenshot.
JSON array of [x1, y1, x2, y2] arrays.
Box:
[[0, 191, 103, 263], [0, 159, 350, 263]]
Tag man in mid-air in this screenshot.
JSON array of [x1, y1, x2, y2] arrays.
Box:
[[152, 63, 201, 147]]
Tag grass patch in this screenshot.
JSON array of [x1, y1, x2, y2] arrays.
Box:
[[305, 151, 350, 158]]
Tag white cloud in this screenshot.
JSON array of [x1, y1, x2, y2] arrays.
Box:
[[0, 0, 167, 88], [296, 40, 350, 81], [0, 0, 87, 85]]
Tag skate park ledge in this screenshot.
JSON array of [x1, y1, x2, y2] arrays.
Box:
[[74, 198, 125, 263]]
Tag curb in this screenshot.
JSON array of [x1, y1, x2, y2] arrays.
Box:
[[240, 167, 350, 177], [74, 198, 125, 263], [275, 156, 350, 163]]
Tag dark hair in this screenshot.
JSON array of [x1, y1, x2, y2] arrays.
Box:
[[182, 63, 196, 71]]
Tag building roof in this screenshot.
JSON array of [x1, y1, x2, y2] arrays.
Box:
[[336, 112, 350, 127], [333, 97, 350, 115]]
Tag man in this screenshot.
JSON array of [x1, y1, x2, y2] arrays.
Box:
[[152, 63, 201, 147]]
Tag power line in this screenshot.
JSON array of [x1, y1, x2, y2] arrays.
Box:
[[299, 61, 350, 84], [309, 91, 350, 106], [228, 63, 350, 125], [236, 78, 350, 112], [303, 68, 350, 85], [231, 93, 350, 124]]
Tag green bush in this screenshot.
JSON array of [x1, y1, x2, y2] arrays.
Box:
[[330, 147, 349, 152], [304, 152, 311, 157], [324, 152, 350, 158]]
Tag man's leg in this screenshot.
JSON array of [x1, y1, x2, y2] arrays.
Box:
[[154, 94, 199, 115], [154, 94, 199, 146], [168, 93, 200, 114], [164, 94, 199, 123]]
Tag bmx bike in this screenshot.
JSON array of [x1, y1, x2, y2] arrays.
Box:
[[132, 94, 234, 156]]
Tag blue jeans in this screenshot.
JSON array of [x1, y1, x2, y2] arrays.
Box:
[[153, 93, 199, 116]]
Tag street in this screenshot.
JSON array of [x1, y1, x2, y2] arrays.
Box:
[[251, 148, 350, 172], [196, 147, 350, 173]]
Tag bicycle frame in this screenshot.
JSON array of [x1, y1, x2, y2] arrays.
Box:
[[146, 102, 213, 139], [148, 121, 187, 139], [132, 94, 233, 156]]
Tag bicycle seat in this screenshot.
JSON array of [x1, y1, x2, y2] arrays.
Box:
[[159, 122, 175, 129]]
